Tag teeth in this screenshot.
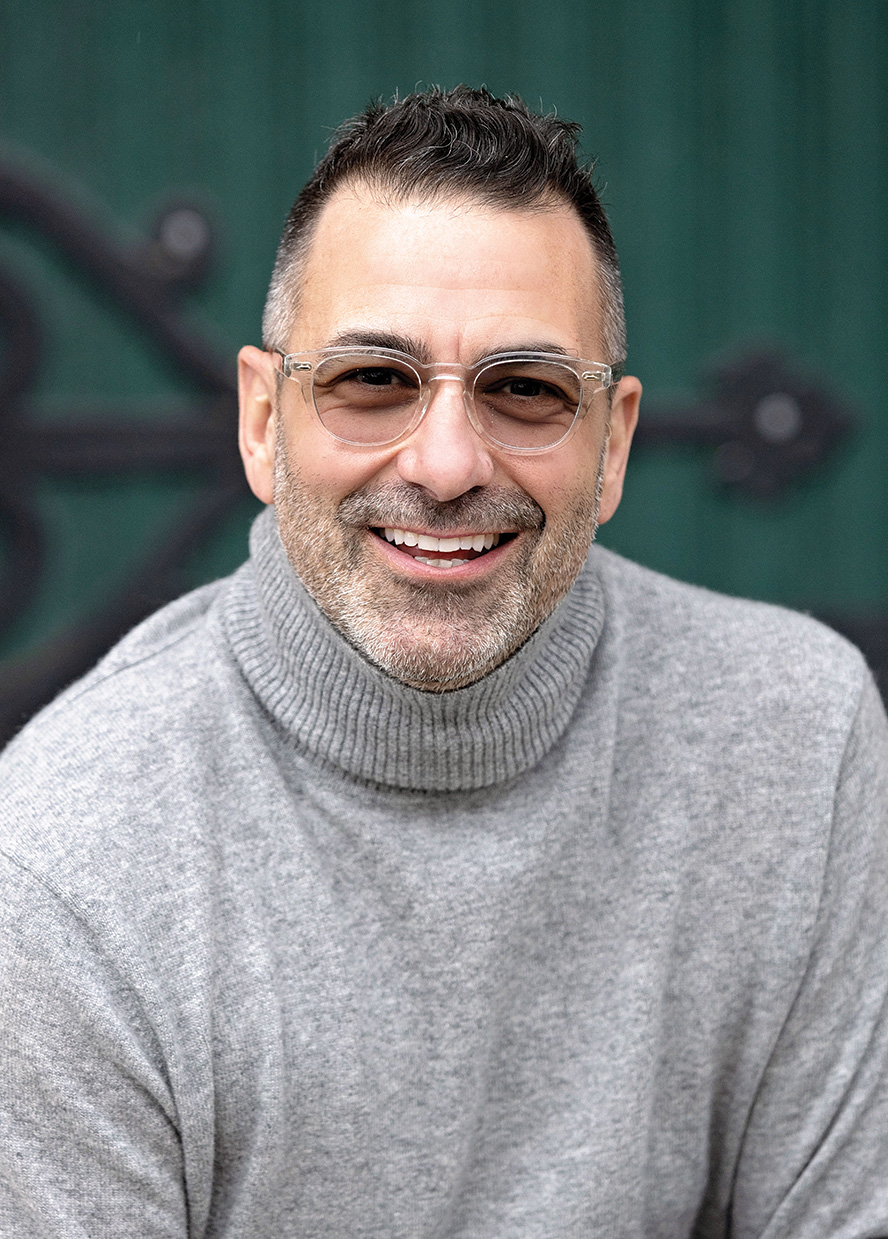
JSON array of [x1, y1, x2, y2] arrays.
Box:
[[415, 557, 470, 568], [382, 528, 502, 552]]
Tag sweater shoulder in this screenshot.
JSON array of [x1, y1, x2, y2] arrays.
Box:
[[0, 570, 253, 873], [589, 545, 870, 723], [4, 574, 231, 746]]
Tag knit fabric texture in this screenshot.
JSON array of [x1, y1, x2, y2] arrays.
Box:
[[2, 507, 888, 1238]]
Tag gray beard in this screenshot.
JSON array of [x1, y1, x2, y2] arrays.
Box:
[[273, 431, 606, 692]]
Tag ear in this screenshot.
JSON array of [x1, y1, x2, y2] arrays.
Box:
[[597, 374, 641, 525], [238, 345, 278, 504]]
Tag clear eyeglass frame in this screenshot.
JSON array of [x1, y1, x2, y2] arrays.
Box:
[[273, 345, 622, 455]]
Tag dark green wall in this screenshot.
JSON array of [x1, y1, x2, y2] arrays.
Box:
[[1, 0, 886, 670]]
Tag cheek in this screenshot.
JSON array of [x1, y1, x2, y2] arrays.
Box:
[[508, 455, 597, 526], [282, 419, 401, 505]]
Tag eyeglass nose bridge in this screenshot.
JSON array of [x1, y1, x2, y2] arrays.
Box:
[[422, 363, 473, 392], [414, 366, 476, 427], [424, 363, 470, 381]]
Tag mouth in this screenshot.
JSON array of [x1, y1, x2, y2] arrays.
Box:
[[373, 526, 515, 569]]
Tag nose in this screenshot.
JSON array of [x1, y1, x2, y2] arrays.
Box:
[[394, 375, 495, 501]]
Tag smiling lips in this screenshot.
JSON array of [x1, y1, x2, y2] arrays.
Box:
[[380, 527, 504, 569]]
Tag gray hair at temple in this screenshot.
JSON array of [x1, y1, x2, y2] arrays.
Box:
[[261, 85, 627, 369]]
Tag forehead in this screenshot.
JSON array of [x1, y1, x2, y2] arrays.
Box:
[[289, 183, 604, 359]]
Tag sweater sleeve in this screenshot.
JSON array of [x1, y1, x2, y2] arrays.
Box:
[[730, 671, 888, 1238], [0, 856, 190, 1238]]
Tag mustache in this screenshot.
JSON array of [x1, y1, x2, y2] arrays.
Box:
[[337, 483, 544, 532]]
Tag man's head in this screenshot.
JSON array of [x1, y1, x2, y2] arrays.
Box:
[[238, 87, 641, 692]]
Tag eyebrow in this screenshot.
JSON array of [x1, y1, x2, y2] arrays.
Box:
[[326, 329, 433, 363], [324, 330, 577, 365]]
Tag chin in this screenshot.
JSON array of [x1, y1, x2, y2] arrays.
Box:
[[340, 610, 523, 692]]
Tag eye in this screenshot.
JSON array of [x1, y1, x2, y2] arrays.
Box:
[[315, 356, 420, 394], [314, 356, 421, 417], [477, 362, 580, 412], [346, 366, 415, 388], [490, 375, 570, 401]]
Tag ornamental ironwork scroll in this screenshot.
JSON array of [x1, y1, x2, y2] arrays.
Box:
[[0, 153, 880, 746], [633, 350, 852, 498], [0, 155, 247, 745]]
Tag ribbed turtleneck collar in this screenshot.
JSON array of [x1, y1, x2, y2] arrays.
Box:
[[221, 508, 606, 792]]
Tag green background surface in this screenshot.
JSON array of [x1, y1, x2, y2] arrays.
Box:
[[1, 0, 886, 670]]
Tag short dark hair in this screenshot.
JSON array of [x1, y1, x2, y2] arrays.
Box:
[[262, 85, 626, 365]]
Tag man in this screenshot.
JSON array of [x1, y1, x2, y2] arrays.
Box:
[[2, 86, 887, 1238]]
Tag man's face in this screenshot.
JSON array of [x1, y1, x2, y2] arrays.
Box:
[[239, 183, 640, 691]]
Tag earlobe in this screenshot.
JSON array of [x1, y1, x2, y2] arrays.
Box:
[[597, 375, 642, 525], [238, 345, 278, 505]]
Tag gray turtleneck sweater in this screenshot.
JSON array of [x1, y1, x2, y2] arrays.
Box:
[[2, 508, 888, 1238]]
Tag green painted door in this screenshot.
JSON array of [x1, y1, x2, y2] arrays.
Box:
[[1, 0, 886, 732]]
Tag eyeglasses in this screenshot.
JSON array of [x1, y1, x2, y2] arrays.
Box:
[[274, 346, 621, 454]]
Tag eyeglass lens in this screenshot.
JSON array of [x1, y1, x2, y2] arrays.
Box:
[[310, 353, 584, 449]]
